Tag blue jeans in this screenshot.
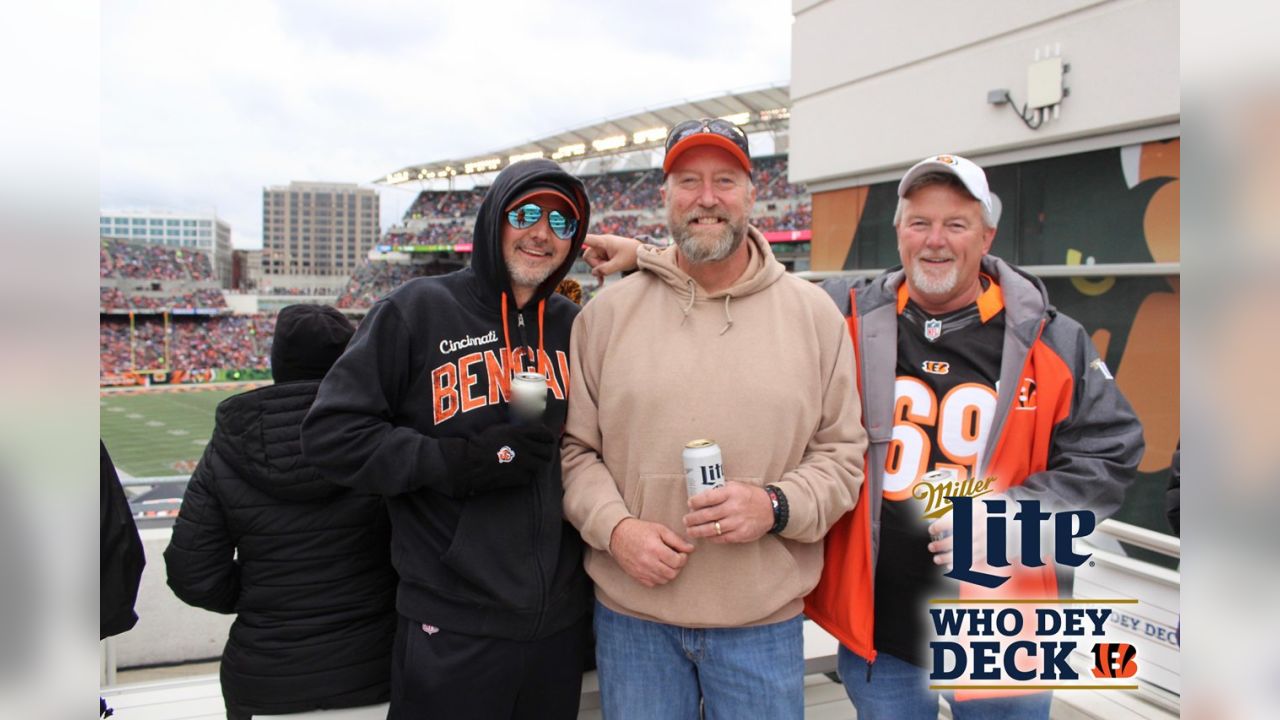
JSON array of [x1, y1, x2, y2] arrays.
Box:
[[593, 601, 803, 720], [838, 646, 1052, 720]]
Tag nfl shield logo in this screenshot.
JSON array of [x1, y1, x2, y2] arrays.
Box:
[[924, 319, 942, 342]]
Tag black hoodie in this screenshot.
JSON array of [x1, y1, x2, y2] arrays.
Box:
[[165, 305, 396, 716], [302, 159, 591, 641]]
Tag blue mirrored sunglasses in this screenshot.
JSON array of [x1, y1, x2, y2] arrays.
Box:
[[506, 203, 578, 240]]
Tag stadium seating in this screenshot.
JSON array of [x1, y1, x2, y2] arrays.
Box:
[[334, 259, 460, 309], [353, 156, 813, 312], [97, 157, 814, 375], [101, 238, 215, 282], [100, 315, 275, 376], [100, 239, 226, 312]]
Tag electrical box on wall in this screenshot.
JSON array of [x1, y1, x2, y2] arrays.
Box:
[[1027, 57, 1065, 109]]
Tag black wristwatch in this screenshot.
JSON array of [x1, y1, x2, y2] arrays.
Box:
[[765, 484, 789, 535]]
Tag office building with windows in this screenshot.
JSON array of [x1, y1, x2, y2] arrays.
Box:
[[260, 181, 380, 290]]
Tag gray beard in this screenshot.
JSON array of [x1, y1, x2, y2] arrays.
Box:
[[509, 264, 553, 289], [908, 261, 959, 297], [670, 217, 748, 264]]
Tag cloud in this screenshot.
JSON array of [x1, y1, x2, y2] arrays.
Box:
[[101, 0, 791, 248]]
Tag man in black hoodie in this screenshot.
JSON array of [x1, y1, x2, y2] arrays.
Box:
[[165, 304, 397, 720], [302, 159, 593, 720]]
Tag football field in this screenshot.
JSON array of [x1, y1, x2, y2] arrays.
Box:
[[100, 386, 257, 477]]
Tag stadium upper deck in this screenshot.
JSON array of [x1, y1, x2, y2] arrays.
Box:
[[376, 84, 792, 189]]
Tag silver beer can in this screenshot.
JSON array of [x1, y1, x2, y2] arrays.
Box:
[[683, 439, 724, 497], [924, 468, 959, 542], [510, 371, 548, 422]]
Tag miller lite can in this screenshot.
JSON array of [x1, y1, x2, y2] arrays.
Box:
[[683, 439, 724, 497], [510, 371, 548, 422], [925, 468, 958, 543]]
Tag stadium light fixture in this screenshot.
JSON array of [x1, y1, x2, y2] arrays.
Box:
[[464, 157, 502, 174], [385, 170, 411, 184], [759, 107, 790, 122], [718, 112, 751, 126], [509, 151, 545, 164], [592, 135, 627, 152], [551, 143, 586, 160], [633, 127, 667, 144]]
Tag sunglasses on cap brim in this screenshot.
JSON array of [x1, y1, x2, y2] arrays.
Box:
[[506, 203, 579, 240], [665, 118, 750, 157]]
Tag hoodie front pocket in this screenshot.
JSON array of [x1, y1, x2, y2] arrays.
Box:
[[628, 474, 691, 532], [440, 489, 539, 609]]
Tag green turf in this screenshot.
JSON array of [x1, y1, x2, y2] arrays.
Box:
[[100, 387, 250, 477]]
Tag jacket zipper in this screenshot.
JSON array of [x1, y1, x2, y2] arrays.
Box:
[[530, 476, 547, 638], [516, 310, 530, 363], [515, 307, 548, 638]]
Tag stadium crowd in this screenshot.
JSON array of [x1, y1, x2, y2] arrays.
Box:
[[104, 288, 229, 312], [585, 170, 662, 211], [101, 238, 214, 281], [100, 315, 276, 375], [335, 259, 458, 309], [98, 154, 814, 371], [407, 190, 486, 220], [753, 203, 813, 233], [753, 156, 808, 200], [385, 221, 472, 247]]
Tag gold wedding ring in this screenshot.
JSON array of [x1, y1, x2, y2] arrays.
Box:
[[714, 521, 723, 536]]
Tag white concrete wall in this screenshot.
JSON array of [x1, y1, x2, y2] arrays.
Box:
[[789, 0, 1179, 187], [114, 528, 234, 668], [222, 293, 258, 315]]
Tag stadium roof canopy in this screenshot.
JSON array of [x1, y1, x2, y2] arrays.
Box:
[[376, 84, 791, 188]]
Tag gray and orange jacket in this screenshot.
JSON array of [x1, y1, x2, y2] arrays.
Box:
[[804, 255, 1144, 669]]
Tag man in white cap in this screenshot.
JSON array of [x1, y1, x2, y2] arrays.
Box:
[[804, 154, 1144, 718], [584, 153, 1144, 719]]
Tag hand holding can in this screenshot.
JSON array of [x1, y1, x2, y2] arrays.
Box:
[[510, 372, 548, 423], [683, 439, 724, 498]]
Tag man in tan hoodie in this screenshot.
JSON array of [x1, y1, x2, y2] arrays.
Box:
[[562, 118, 867, 719]]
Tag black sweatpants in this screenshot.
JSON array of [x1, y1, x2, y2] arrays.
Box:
[[388, 613, 589, 720]]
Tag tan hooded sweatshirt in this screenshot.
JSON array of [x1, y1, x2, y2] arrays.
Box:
[[562, 228, 867, 627]]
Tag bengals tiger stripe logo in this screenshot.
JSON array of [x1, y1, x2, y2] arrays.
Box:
[[1091, 643, 1138, 678], [921, 360, 950, 375]]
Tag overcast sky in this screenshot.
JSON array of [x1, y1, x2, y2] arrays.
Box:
[[101, 0, 792, 249]]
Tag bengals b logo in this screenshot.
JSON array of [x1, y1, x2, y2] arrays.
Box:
[[1091, 643, 1138, 678]]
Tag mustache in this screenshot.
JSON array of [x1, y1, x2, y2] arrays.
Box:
[[686, 212, 729, 222]]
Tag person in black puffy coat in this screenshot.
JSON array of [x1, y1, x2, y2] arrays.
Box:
[[165, 304, 396, 720]]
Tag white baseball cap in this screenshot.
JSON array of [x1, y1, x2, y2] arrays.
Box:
[[898, 154, 995, 227]]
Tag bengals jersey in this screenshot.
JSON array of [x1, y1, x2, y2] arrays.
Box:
[[874, 276, 1005, 667]]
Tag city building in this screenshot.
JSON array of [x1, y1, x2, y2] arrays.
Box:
[[260, 181, 381, 291], [99, 209, 233, 287]]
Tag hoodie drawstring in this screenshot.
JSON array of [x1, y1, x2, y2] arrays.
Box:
[[680, 279, 696, 325], [679, 278, 734, 335], [499, 292, 548, 383], [536, 298, 546, 366], [500, 293, 513, 371]]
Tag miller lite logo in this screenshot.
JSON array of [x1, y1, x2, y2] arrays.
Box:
[[924, 318, 942, 342], [496, 446, 515, 464]]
